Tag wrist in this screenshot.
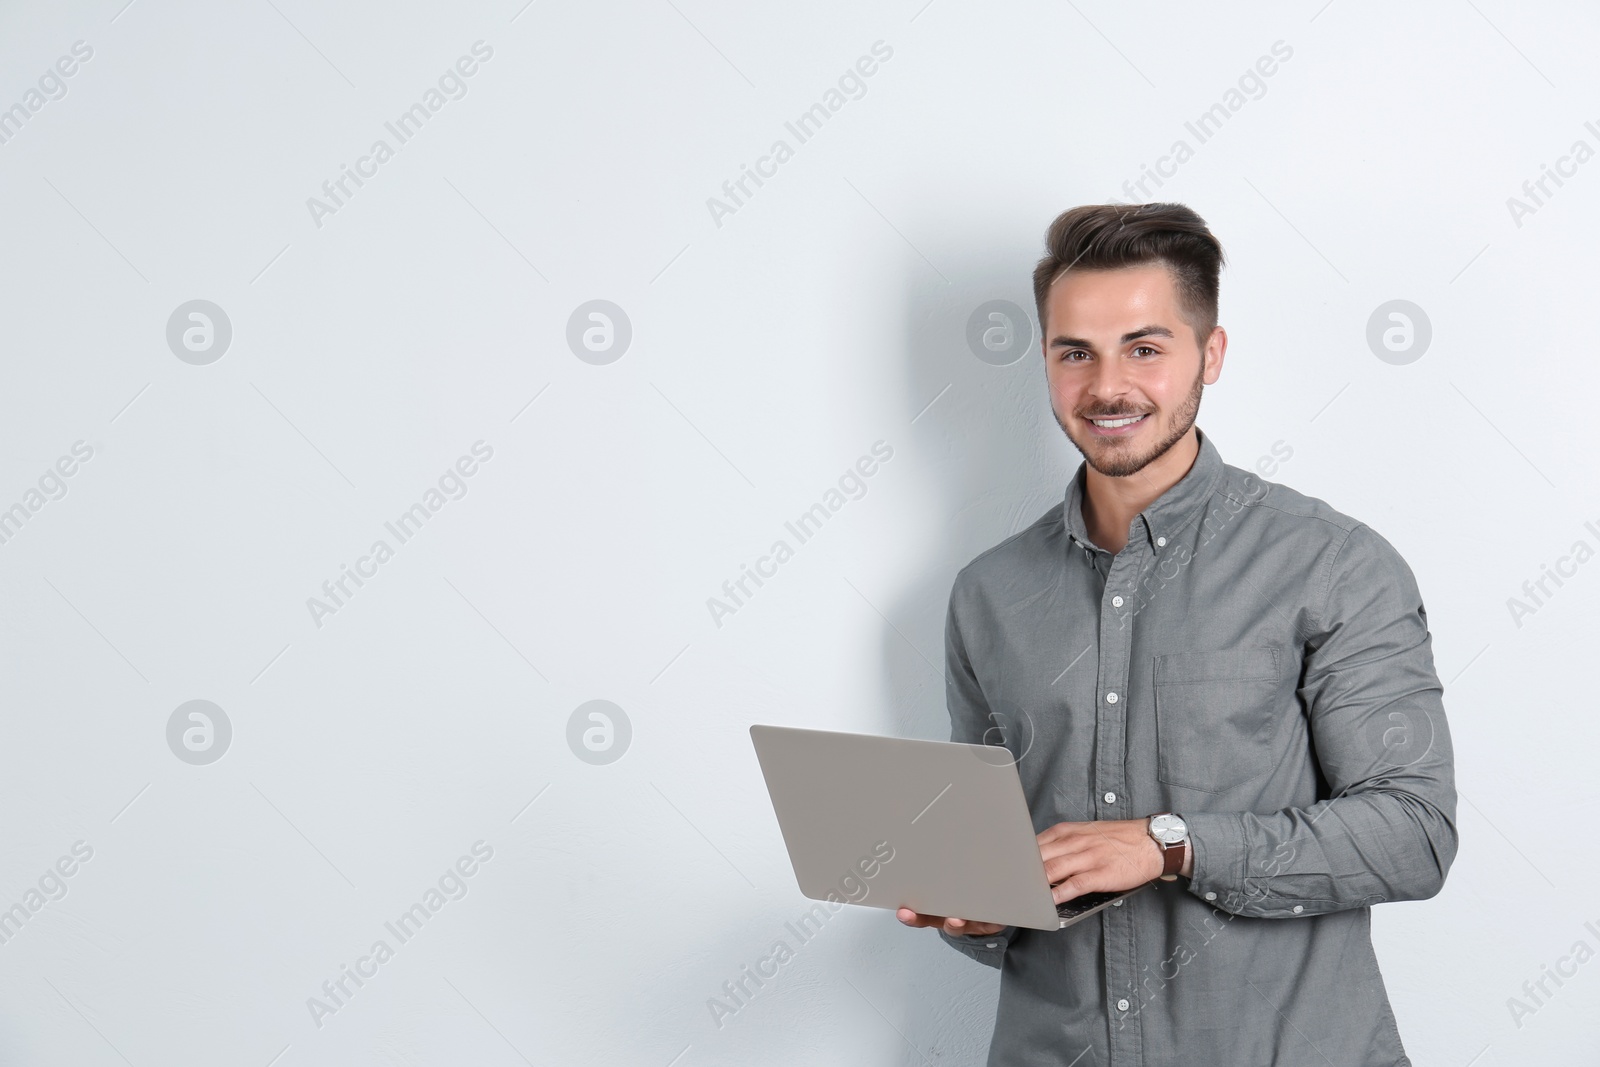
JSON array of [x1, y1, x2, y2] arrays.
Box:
[[1145, 812, 1189, 881]]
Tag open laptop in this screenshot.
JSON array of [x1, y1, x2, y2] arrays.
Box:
[[749, 724, 1152, 931]]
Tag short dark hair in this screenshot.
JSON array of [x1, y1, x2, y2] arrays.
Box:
[[1031, 203, 1226, 350]]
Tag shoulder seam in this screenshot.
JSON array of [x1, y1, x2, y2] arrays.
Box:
[[1215, 465, 1361, 533], [1313, 522, 1366, 631], [1240, 497, 1359, 533]]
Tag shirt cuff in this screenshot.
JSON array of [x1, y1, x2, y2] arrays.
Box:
[[1182, 810, 1249, 910], [937, 926, 1014, 968]]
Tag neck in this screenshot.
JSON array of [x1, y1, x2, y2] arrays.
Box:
[[1082, 428, 1201, 553]]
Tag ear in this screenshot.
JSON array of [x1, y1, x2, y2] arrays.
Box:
[[1202, 326, 1227, 384]]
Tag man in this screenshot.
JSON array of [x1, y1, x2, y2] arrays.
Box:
[[897, 203, 1457, 1066]]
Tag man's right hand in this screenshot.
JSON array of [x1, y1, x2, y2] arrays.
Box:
[[895, 907, 1006, 937]]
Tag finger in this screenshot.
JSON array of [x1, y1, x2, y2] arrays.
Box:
[[1043, 859, 1082, 890], [1039, 835, 1100, 865], [1042, 844, 1104, 885], [1051, 873, 1094, 903], [896, 907, 946, 928], [1049, 860, 1118, 901]]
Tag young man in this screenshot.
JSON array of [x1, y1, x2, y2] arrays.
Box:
[[897, 203, 1457, 1066]]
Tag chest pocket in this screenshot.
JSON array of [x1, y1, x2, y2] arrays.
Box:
[[1153, 647, 1282, 793]]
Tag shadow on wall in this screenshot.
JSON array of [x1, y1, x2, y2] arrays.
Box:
[[877, 240, 1082, 1065], [881, 246, 1079, 741]]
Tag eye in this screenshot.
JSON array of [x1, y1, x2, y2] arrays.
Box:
[[1058, 350, 1090, 363], [1132, 345, 1159, 357]]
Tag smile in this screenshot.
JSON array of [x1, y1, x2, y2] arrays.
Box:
[[1084, 413, 1150, 434]]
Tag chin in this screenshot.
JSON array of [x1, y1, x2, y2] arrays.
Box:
[[1072, 420, 1177, 478], [1086, 448, 1159, 478]]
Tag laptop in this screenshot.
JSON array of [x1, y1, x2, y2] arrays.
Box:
[[749, 724, 1151, 932]]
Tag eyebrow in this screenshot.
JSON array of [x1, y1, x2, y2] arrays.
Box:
[[1047, 324, 1175, 351]]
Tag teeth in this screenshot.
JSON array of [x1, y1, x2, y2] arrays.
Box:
[[1091, 414, 1145, 428]]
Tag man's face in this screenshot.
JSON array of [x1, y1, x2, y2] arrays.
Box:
[[1041, 262, 1224, 478]]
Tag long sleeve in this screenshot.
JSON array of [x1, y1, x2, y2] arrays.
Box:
[[1183, 523, 1460, 916], [937, 575, 1019, 967]]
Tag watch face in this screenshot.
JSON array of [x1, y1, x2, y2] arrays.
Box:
[[1150, 814, 1187, 843]]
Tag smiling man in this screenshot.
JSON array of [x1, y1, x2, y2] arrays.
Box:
[[897, 203, 1458, 1066]]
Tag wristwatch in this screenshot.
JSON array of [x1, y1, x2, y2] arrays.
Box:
[[1146, 812, 1188, 881]]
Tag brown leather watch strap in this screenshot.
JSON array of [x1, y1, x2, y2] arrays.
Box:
[[1161, 838, 1186, 879]]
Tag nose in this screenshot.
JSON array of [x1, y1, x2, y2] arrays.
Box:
[[1086, 353, 1132, 406]]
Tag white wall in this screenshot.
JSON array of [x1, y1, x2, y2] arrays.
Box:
[[0, 0, 1594, 1063]]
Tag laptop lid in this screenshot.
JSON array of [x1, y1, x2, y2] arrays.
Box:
[[749, 724, 1065, 931]]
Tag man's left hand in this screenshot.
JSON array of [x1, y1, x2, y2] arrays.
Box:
[[1037, 818, 1191, 904]]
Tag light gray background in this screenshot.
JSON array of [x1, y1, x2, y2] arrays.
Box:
[[0, 0, 1594, 1064]]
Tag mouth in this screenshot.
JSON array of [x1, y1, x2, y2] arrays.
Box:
[[1082, 412, 1151, 437]]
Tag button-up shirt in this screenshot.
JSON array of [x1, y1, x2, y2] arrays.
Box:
[[938, 427, 1457, 1067]]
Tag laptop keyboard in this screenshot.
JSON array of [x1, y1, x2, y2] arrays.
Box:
[[1056, 890, 1123, 920]]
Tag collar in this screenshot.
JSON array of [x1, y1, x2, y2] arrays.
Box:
[[1064, 426, 1226, 554]]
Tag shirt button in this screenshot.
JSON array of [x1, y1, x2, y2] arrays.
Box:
[[1106, 692, 1118, 704], [1116, 998, 1130, 1012], [1111, 595, 1124, 607], [1156, 536, 1167, 547], [1205, 892, 1217, 901], [1112, 898, 1124, 906], [985, 942, 998, 948], [1292, 905, 1304, 914], [1103, 791, 1117, 803]]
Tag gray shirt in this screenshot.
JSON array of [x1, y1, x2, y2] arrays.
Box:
[[938, 427, 1457, 1067]]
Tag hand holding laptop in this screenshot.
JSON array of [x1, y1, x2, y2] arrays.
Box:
[[895, 908, 1007, 936]]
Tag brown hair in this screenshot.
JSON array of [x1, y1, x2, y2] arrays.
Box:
[[1031, 203, 1226, 350]]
